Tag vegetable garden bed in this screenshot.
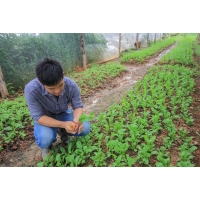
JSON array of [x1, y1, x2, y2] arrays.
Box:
[[1, 34, 200, 167]]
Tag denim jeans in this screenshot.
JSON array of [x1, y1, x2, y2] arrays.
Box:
[[34, 108, 90, 149]]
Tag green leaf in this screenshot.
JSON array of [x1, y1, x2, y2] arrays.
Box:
[[60, 147, 66, 154], [55, 154, 61, 162], [126, 154, 137, 167], [76, 141, 82, 149], [156, 162, 164, 167], [38, 162, 44, 167]]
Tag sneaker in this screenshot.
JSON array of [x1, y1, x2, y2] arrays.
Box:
[[41, 144, 52, 159], [58, 128, 69, 145], [42, 148, 49, 159]]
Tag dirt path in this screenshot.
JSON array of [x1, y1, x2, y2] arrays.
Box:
[[0, 44, 177, 167], [83, 44, 177, 115]]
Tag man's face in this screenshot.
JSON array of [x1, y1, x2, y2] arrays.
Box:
[[44, 79, 64, 96]]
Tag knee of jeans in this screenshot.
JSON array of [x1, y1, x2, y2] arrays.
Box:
[[39, 137, 54, 148], [66, 108, 73, 114], [34, 125, 56, 148], [81, 121, 91, 136]]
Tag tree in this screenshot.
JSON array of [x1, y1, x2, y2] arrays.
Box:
[[0, 67, 9, 98], [79, 33, 87, 68]]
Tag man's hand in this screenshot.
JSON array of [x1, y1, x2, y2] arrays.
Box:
[[62, 121, 78, 134], [73, 117, 84, 134], [37, 116, 83, 134]]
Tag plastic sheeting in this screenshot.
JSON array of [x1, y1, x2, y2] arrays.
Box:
[[0, 33, 164, 89], [88, 33, 163, 63]]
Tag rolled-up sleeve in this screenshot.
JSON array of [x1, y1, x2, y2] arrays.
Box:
[[24, 86, 46, 121]]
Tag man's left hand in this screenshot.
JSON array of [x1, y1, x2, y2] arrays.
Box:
[[73, 118, 83, 134]]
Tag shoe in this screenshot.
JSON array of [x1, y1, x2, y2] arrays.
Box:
[[41, 144, 52, 159], [42, 148, 49, 159], [58, 128, 69, 145]]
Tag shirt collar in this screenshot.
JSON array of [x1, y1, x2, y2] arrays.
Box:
[[40, 82, 49, 96], [40, 81, 66, 96]]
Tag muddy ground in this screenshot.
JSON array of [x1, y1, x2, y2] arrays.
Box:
[[1, 43, 200, 167]]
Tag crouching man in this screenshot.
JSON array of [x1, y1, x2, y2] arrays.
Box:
[[24, 58, 90, 159]]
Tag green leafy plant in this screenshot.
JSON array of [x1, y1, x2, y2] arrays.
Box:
[[0, 96, 31, 148], [38, 35, 198, 167], [121, 36, 177, 64]]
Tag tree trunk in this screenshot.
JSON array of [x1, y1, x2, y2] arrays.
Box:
[[147, 33, 149, 46], [79, 33, 87, 69], [0, 67, 9, 98], [136, 33, 139, 48], [198, 33, 200, 45], [118, 33, 121, 56], [154, 33, 157, 43]]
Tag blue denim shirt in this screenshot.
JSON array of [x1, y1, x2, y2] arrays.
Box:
[[24, 76, 83, 121]]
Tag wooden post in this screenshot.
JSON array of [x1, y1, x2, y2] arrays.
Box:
[[198, 33, 200, 45], [79, 33, 87, 69], [147, 33, 149, 46], [118, 33, 121, 56], [154, 33, 157, 43], [0, 66, 9, 98], [136, 33, 139, 48]]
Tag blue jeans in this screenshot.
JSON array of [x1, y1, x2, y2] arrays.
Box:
[[34, 109, 90, 149]]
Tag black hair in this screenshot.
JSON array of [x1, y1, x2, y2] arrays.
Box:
[[35, 58, 64, 86]]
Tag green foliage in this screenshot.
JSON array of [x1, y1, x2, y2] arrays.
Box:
[[40, 63, 197, 167], [159, 36, 195, 66], [84, 33, 107, 63], [120, 36, 177, 63], [6, 83, 15, 95], [0, 96, 31, 150], [79, 112, 94, 123], [68, 62, 126, 96], [176, 137, 197, 167], [0, 33, 107, 91], [2, 34, 197, 167], [156, 146, 171, 167]]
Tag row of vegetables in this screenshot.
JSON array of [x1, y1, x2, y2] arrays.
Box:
[[0, 34, 198, 166], [0, 34, 183, 151], [39, 34, 198, 167], [120, 36, 178, 63]]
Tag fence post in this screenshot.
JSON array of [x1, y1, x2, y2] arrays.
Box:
[[0, 66, 9, 98], [79, 33, 87, 69], [198, 33, 200, 45], [154, 33, 157, 43], [118, 33, 121, 56], [136, 33, 139, 48], [147, 33, 149, 46]]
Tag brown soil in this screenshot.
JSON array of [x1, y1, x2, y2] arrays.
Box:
[[1, 43, 200, 167]]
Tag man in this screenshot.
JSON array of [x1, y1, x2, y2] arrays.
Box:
[[24, 58, 90, 159]]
